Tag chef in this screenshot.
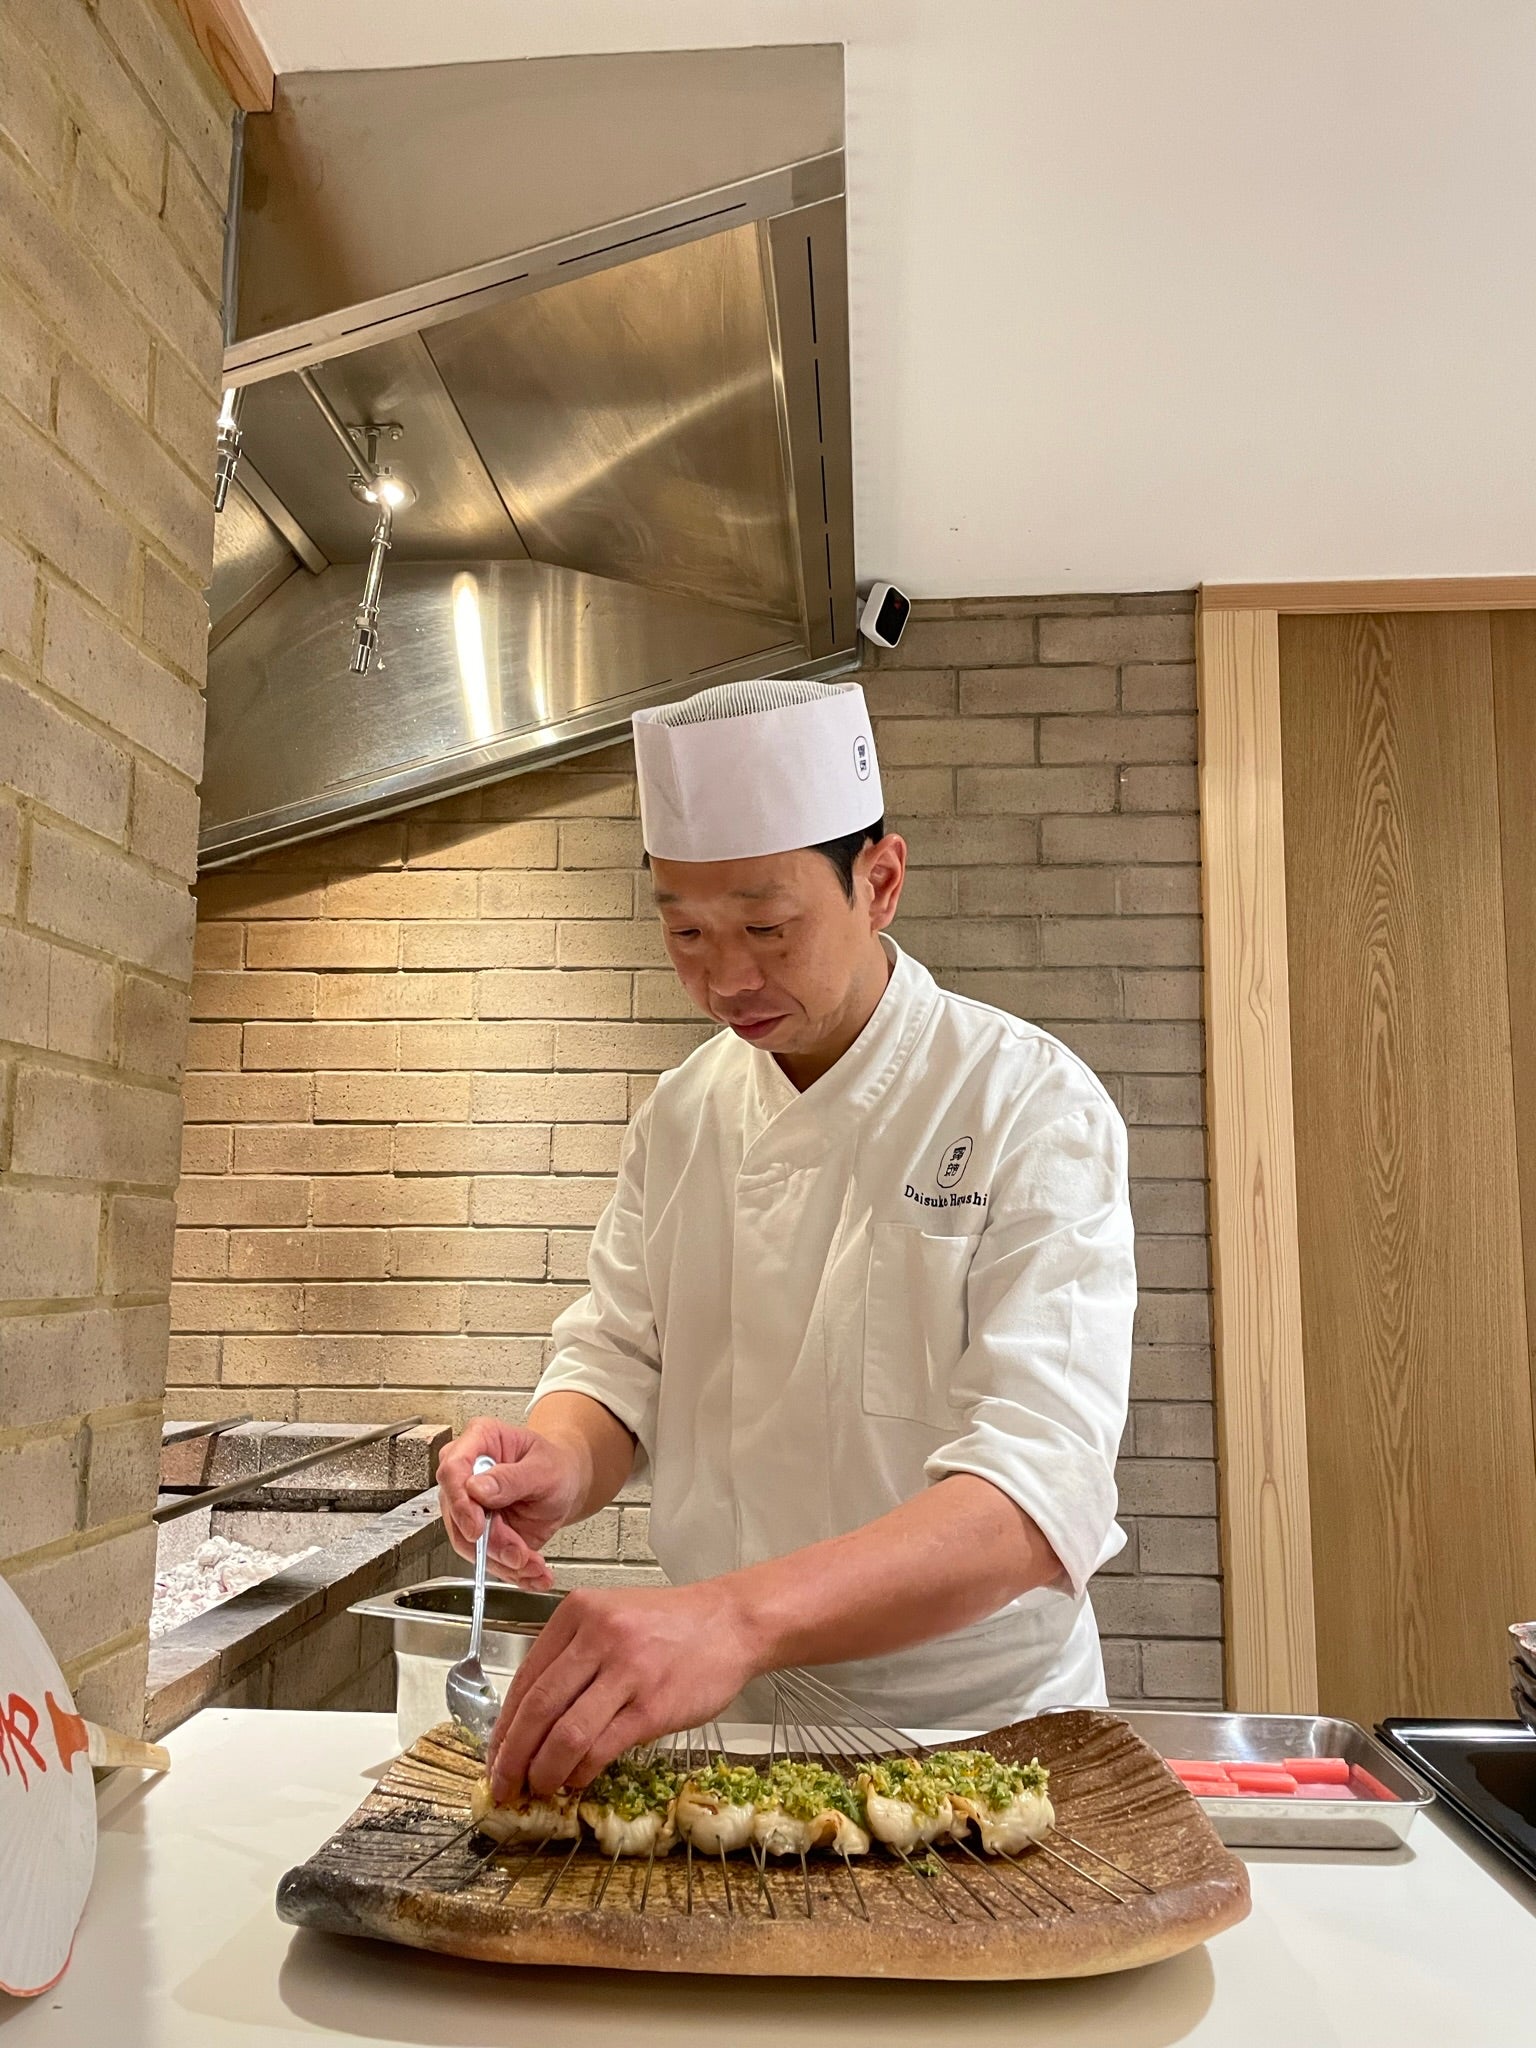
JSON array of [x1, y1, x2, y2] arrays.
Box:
[[438, 678, 1135, 1802]]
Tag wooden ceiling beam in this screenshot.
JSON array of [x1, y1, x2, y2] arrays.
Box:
[[170, 0, 274, 113]]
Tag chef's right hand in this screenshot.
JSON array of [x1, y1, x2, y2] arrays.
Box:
[[437, 1418, 587, 1590]]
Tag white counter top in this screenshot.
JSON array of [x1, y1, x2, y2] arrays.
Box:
[[2, 1708, 1532, 2047]]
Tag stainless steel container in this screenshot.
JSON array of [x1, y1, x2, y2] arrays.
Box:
[[351, 1578, 563, 1748], [1119, 1709, 1433, 1850]]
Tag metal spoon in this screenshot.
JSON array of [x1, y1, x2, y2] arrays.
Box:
[[445, 1453, 501, 1753]]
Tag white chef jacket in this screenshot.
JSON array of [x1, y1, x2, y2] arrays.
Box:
[[534, 937, 1136, 1727]]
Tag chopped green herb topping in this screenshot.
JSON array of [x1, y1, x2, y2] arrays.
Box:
[[861, 1755, 952, 1817], [684, 1763, 766, 1807], [584, 1758, 679, 1820], [760, 1759, 864, 1824], [925, 1748, 1049, 1811]]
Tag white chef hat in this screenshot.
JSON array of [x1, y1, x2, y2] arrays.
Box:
[[633, 679, 884, 862]]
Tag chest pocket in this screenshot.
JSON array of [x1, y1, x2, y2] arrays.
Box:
[[862, 1224, 980, 1429]]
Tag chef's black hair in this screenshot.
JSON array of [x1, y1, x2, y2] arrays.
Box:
[[642, 820, 885, 902], [812, 817, 886, 901]]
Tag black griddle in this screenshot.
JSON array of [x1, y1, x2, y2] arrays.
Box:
[[1378, 1718, 1536, 1884]]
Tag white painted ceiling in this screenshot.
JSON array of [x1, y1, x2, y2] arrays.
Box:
[[240, 0, 1536, 597]]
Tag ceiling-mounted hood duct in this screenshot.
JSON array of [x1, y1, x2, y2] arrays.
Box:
[[201, 46, 856, 869]]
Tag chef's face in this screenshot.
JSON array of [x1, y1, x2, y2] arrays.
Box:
[[650, 835, 907, 1072]]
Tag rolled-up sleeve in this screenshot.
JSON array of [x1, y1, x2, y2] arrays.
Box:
[[924, 1091, 1135, 1596], [533, 1098, 662, 1465]]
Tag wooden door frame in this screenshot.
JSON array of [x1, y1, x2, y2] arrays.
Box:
[[1197, 575, 1536, 1711]]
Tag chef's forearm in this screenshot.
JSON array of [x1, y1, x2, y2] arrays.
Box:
[[525, 1390, 637, 1523], [719, 1475, 1064, 1675]]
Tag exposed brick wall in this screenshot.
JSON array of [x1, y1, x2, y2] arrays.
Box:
[[171, 593, 1218, 1706], [0, 0, 230, 1732]]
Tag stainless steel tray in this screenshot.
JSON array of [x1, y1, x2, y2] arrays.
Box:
[[351, 1578, 565, 1747], [1119, 1709, 1432, 1850]]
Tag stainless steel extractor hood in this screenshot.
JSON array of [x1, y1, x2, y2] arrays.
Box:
[[201, 46, 856, 868]]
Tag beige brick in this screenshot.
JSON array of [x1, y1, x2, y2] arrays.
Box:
[[0, 10, 67, 191], [478, 969, 631, 1019], [1121, 662, 1197, 713], [548, 1229, 593, 1281], [165, 1332, 219, 1385], [294, 820, 406, 871], [171, 1282, 302, 1332], [1120, 765, 1199, 812], [84, 1413, 162, 1525], [472, 1073, 628, 1123], [393, 1124, 551, 1174], [28, 822, 194, 976], [149, 337, 218, 477], [309, 1176, 469, 1227], [176, 1176, 309, 1227], [1121, 1075, 1204, 1125], [880, 767, 955, 816], [191, 970, 315, 1019], [12, 0, 165, 203], [42, 581, 206, 780], [876, 718, 1035, 767], [0, 1434, 82, 1560], [0, 927, 50, 1047], [858, 668, 957, 715], [958, 665, 1117, 715], [13, 1065, 182, 1185], [553, 1021, 712, 1072], [555, 922, 669, 970], [173, 1226, 226, 1277], [955, 867, 1116, 917], [140, 553, 210, 681], [631, 973, 694, 1021], [1117, 868, 1201, 916], [314, 1071, 470, 1123], [70, 140, 222, 394], [1133, 1291, 1212, 1346], [889, 867, 953, 918], [480, 871, 633, 920], [229, 1228, 388, 1280], [473, 1176, 615, 1227], [392, 1229, 546, 1279], [887, 920, 1038, 970], [234, 1124, 391, 1174], [1038, 614, 1194, 665], [243, 1022, 398, 1070], [0, 669, 132, 843], [1095, 1576, 1220, 1639], [196, 871, 328, 921], [315, 971, 475, 1019], [1052, 1021, 1203, 1074], [0, 273, 51, 433], [1137, 1518, 1221, 1577], [1135, 1401, 1215, 1459], [406, 818, 559, 869], [396, 1021, 554, 1071], [304, 1280, 461, 1332], [182, 1071, 311, 1122], [130, 756, 201, 877], [901, 816, 1037, 866], [0, 140, 149, 421], [180, 1121, 230, 1173], [1124, 969, 1203, 1020], [0, 528, 38, 660], [55, 353, 213, 580], [400, 921, 556, 969], [547, 1509, 622, 1560], [244, 921, 396, 969], [0, 1186, 99, 1299], [1042, 918, 1201, 968], [325, 871, 475, 919], [1117, 1458, 1217, 1517], [559, 820, 643, 869], [122, 971, 190, 1082], [104, 1192, 176, 1293], [96, 0, 232, 194], [875, 618, 1032, 667], [1130, 1127, 1208, 1181], [464, 1283, 584, 1333], [1039, 715, 1196, 765], [629, 1078, 658, 1116], [0, 1303, 169, 1425], [1041, 815, 1199, 865], [946, 968, 1119, 1020], [227, 1335, 543, 1392], [0, 796, 21, 919], [7, 1523, 156, 1666], [1130, 1181, 1208, 1235], [1140, 1639, 1223, 1701], [68, 1633, 146, 1737], [551, 1124, 625, 1174], [481, 769, 635, 820], [957, 765, 1117, 813]]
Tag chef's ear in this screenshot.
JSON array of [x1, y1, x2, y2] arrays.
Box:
[[861, 831, 907, 931]]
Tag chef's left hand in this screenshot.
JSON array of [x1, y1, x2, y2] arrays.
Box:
[[486, 1582, 760, 1800]]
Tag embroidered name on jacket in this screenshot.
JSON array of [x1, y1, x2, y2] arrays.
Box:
[[903, 1184, 990, 1210]]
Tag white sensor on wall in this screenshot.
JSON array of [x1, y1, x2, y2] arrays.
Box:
[[858, 581, 912, 649]]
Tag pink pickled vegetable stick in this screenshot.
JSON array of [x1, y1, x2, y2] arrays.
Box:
[[1284, 1757, 1350, 1784]]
